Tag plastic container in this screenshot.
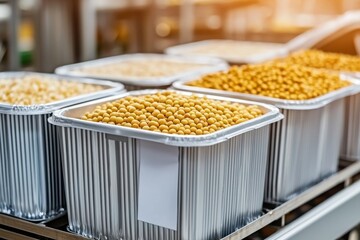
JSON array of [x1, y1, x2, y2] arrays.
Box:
[[165, 40, 288, 65], [173, 74, 360, 202], [0, 72, 125, 221], [49, 90, 282, 240], [55, 54, 228, 91], [275, 51, 360, 160]]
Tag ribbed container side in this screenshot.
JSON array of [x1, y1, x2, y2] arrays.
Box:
[[58, 126, 270, 240], [0, 113, 65, 220], [342, 94, 360, 160], [265, 99, 345, 202]]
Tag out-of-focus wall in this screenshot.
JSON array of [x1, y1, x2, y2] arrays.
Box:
[[2, 0, 360, 70], [273, 0, 360, 27]]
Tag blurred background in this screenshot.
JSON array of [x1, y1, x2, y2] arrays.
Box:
[[1, 0, 360, 72]]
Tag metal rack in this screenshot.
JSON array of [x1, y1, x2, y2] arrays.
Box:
[[1, 159, 360, 240], [266, 180, 360, 239], [222, 159, 360, 239]]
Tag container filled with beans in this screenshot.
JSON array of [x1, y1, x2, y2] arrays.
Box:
[[81, 91, 265, 135], [55, 54, 228, 90], [49, 90, 282, 240], [0, 72, 124, 221], [166, 39, 288, 64], [277, 49, 360, 160], [173, 62, 360, 202], [278, 49, 360, 73]]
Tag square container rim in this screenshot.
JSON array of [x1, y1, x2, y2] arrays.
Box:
[[49, 89, 283, 147], [54, 53, 229, 87], [172, 73, 360, 110], [0, 71, 126, 115]]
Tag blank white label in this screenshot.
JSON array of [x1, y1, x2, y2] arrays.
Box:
[[138, 140, 179, 230]]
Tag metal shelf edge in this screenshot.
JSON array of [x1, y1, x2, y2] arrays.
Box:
[[266, 180, 360, 240], [221, 160, 360, 240]]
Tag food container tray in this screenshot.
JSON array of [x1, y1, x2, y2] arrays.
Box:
[[173, 75, 360, 202], [55, 54, 228, 91], [0, 72, 125, 221], [165, 40, 288, 65], [49, 90, 282, 240]]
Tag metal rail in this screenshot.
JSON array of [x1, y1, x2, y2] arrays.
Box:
[[267, 180, 360, 239], [222, 160, 360, 240]]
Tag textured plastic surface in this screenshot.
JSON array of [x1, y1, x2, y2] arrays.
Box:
[[165, 40, 288, 64], [58, 126, 271, 240], [50, 90, 283, 147], [55, 54, 228, 88], [0, 113, 65, 221], [342, 92, 360, 160], [0, 72, 125, 115], [172, 74, 360, 110]]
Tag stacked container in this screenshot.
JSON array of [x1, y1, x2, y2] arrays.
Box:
[[173, 75, 360, 202], [55, 54, 228, 91], [49, 90, 282, 239], [0, 72, 124, 221]]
